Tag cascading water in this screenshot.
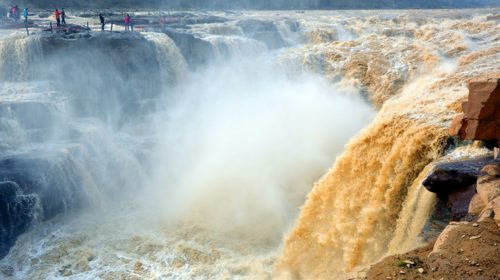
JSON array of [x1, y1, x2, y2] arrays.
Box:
[[0, 36, 43, 82], [1, 8, 500, 280]]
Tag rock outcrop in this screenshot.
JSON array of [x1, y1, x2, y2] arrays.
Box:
[[449, 77, 500, 140], [422, 157, 492, 198]]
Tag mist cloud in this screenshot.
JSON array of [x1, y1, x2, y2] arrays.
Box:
[[149, 58, 375, 242]]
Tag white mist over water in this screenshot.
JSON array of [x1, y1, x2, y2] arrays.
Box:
[[5, 7, 499, 278], [0, 39, 375, 279], [150, 58, 375, 244]]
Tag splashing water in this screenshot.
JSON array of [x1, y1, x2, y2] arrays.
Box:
[[2, 8, 500, 280]]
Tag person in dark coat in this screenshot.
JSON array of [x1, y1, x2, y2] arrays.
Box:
[[99, 13, 105, 31], [61, 8, 66, 25]]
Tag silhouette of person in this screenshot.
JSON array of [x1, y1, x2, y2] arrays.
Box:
[[99, 13, 105, 31], [61, 8, 66, 25]]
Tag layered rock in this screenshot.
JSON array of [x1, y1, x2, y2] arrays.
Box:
[[449, 77, 500, 140]]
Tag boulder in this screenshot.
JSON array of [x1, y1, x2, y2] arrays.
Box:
[[477, 164, 500, 204], [422, 157, 492, 197], [468, 193, 486, 216], [447, 185, 476, 220], [492, 196, 500, 225]]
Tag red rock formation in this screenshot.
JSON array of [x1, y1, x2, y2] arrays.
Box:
[[449, 77, 500, 140]]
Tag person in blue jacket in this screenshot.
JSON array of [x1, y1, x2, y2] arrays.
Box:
[[23, 7, 27, 22]]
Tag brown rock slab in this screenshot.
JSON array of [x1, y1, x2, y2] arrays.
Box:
[[465, 78, 500, 120], [449, 77, 500, 140], [449, 114, 465, 137], [461, 118, 500, 140]]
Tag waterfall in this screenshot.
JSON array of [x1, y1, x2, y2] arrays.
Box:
[[203, 36, 267, 60], [144, 33, 188, 87], [276, 112, 448, 278], [0, 36, 43, 83], [386, 165, 438, 255], [2, 8, 500, 280]]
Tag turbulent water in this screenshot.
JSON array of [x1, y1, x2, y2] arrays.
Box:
[[1, 8, 500, 280]]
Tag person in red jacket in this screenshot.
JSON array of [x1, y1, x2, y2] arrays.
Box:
[[125, 14, 130, 31], [55, 9, 61, 27]]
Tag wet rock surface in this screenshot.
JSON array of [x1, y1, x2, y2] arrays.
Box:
[[422, 157, 492, 197]]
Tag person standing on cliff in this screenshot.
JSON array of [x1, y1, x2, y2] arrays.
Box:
[[55, 9, 61, 27], [12, 5, 16, 22], [61, 8, 66, 25], [22, 7, 27, 23], [99, 13, 105, 31], [124, 13, 130, 31]]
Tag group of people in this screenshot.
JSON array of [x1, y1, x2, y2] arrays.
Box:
[[54, 8, 66, 27], [99, 13, 131, 31], [0, 5, 133, 32], [0, 5, 28, 23]]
